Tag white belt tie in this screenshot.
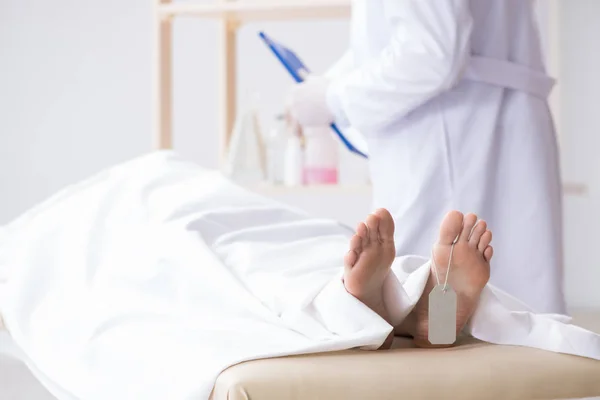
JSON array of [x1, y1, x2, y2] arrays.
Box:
[[463, 55, 555, 99]]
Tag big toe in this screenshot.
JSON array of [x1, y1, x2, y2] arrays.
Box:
[[374, 208, 395, 242], [438, 211, 464, 245]]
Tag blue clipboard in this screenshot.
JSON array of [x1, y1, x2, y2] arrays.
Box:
[[259, 31, 368, 158]]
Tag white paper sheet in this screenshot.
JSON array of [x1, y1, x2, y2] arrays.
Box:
[[1, 152, 599, 400]]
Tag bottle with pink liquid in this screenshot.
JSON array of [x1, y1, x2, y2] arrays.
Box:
[[302, 126, 339, 185]]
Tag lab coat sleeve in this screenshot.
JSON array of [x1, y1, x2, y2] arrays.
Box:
[[327, 0, 473, 134], [324, 50, 355, 80]]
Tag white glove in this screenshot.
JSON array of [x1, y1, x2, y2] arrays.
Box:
[[287, 75, 334, 127]]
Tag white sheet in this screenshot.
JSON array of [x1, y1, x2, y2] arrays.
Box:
[[1, 151, 599, 400]]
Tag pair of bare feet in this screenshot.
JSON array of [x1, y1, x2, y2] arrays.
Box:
[[343, 209, 492, 349]]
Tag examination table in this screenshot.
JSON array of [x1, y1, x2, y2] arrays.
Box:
[[212, 336, 600, 400]]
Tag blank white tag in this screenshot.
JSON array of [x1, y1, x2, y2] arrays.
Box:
[[428, 284, 457, 345]]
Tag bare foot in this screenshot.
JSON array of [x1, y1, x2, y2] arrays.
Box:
[[344, 209, 396, 347], [412, 211, 492, 348]]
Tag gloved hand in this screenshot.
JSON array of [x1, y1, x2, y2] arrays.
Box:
[[287, 75, 334, 127]]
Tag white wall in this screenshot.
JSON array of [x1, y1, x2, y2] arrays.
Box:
[[0, 0, 154, 222], [1, 0, 599, 309], [559, 0, 600, 309]]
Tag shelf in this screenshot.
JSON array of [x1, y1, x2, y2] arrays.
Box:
[[250, 182, 588, 196], [563, 182, 588, 196], [251, 182, 371, 195], [158, 0, 351, 21]]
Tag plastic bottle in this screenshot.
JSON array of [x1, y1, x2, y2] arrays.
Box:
[[302, 126, 339, 185], [264, 113, 287, 185], [283, 119, 304, 187]]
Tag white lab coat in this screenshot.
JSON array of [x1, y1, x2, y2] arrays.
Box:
[[326, 0, 565, 314]]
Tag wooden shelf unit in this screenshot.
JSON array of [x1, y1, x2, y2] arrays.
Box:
[[157, 0, 351, 20], [250, 182, 588, 196], [153, 0, 351, 161]]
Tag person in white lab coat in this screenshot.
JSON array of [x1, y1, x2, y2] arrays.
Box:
[[289, 0, 566, 314]]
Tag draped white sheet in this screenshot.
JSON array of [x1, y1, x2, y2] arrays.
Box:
[[1, 152, 598, 400]]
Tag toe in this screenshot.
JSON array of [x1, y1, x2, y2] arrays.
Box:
[[374, 208, 395, 242], [468, 220, 487, 247], [459, 213, 478, 242], [356, 222, 369, 247], [344, 250, 358, 268], [478, 231, 493, 252], [349, 234, 363, 253], [483, 245, 494, 262], [366, 214, 381, 244], [438, 211, 464, 245]]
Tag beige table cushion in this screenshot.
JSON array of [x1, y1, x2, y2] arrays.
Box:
[[212, 336, 600, 400]]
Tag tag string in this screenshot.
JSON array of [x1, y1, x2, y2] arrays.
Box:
[[431, 235, 458, 292]]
